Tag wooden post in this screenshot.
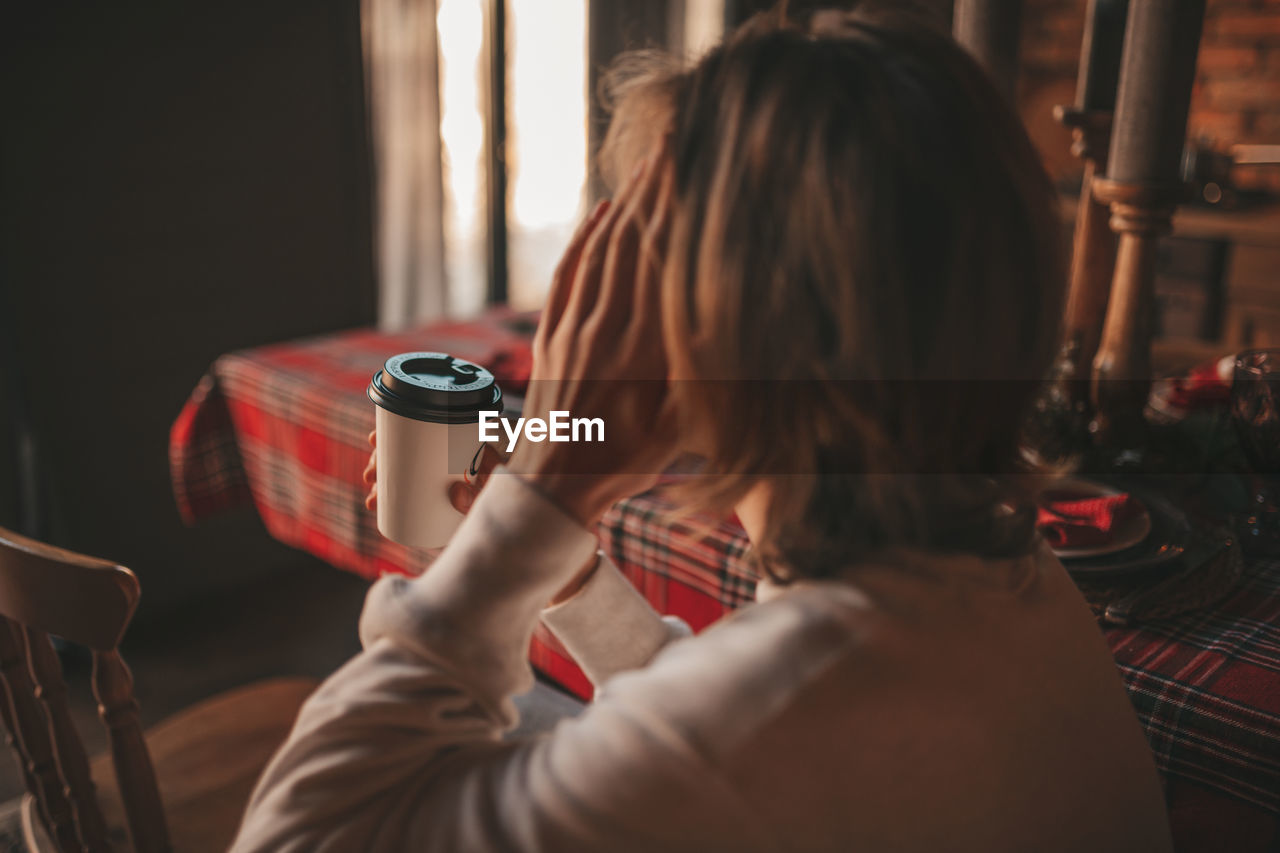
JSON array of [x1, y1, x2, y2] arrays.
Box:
[[484, 0, 510, 305], [1055, 0, 1129, 410], [1091, 0, 1205, 441]]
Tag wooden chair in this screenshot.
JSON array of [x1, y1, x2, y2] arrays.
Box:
[[0, 526, 318, 852]]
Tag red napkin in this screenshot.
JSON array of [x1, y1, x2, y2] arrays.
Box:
[[1148, 355, 1234, 420], [1036, 492, 1144, 550], [1165, 356, 1233, 409]]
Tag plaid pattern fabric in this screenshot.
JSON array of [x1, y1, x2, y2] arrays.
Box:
[[170, 309, 537, 578], [1109, 559, 1280, 817], [170, 373, 252, 522], [170, 310, 1280, 843]]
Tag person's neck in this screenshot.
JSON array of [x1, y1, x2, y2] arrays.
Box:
[[734, 481, 770, 547], [736, 481, 1040, 600]]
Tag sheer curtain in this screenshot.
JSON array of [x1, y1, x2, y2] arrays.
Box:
[[362, 0, 448, 329], [362, 1, 716, 326]]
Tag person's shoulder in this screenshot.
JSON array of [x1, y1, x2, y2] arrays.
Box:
[[592, 580, 883, 757], [645, 578, 884, 689], [591, 549, 1070, 763]]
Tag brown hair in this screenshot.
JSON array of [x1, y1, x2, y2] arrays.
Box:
[[604, 7, 1064, 582]]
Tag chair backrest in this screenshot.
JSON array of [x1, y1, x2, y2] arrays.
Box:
[[0, 527, 171, 853]]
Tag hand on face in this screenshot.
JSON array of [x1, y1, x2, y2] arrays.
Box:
[[507, 141, 680, 526], [364, 144, 678, 530]]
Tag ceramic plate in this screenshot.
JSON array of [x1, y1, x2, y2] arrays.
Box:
[[1058, 488, 1191, 579], [1040, 478, 1153, 560]]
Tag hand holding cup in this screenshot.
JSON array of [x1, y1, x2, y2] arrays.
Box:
[[363, 430, 504, 516]]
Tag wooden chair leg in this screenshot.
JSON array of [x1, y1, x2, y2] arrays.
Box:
[[26, 628, 112, 852], [94, 649, 172, 853], [0, 667, 40, 818], [0, 620, 80, 852], [1090, 0, 1205, 440]]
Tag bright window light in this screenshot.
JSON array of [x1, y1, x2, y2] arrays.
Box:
[[685, 0, 725, 59], [508, 0, 588, 310], [437, 0, 487, 317], [437, 0, 587, 315]]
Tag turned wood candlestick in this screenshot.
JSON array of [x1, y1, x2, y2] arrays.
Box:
[[1089, 0, 1205, 443], [1057, 111, 1116, 396], [1055, 0, 1129, 412], [1089, 180, 1179, 439]]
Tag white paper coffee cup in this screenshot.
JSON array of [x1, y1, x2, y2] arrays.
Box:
[[367, 352, 503, 549]]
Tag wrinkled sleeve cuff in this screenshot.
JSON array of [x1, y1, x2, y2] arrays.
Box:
[[541, 554, 692, 687], [359, 468, 602, 707]]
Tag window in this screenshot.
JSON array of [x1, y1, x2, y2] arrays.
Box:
[[439, 0, 588, 314], [367, 0, 725, 325]]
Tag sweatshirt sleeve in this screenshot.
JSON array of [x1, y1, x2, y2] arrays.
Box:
[[230, 469, 758, 852], [540, 554, 692, 688]]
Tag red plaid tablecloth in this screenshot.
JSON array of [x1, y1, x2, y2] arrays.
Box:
[[171, 310, 532, 573], [168, 308, 750, 699], [171, 310, 1280, 844]]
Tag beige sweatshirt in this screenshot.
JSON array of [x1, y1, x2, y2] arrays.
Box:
[[231, 470, 1173, 852]]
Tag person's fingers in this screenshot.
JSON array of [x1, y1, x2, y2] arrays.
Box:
[[365, 484, 377, 511], [635, 161, 675, 323], [611, 135, 667, 245], [538, 199, 611, 350], [593, 212, 642, 334], [628, 139, 669, 223], [594, 150, 670, 348], [564, 198, 627, 332], [642, 143, 674, 246], [565, 157, 652, 328], [362, 452, 377, 486], [448, 480, 479, 515], [619, 179, 674, 384], [368, 430, 377, 448]]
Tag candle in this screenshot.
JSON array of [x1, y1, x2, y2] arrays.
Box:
[[1105, 0, 1206, 186], [952, 0, 1023, 101]]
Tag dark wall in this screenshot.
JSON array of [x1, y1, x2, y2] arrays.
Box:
[[1, 1, 376, 615]]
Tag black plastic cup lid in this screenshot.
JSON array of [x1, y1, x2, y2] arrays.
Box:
[[367, 352, 503, 424]]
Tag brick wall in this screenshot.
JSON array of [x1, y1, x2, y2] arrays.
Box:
[[1018, 0, 1280, 192]]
